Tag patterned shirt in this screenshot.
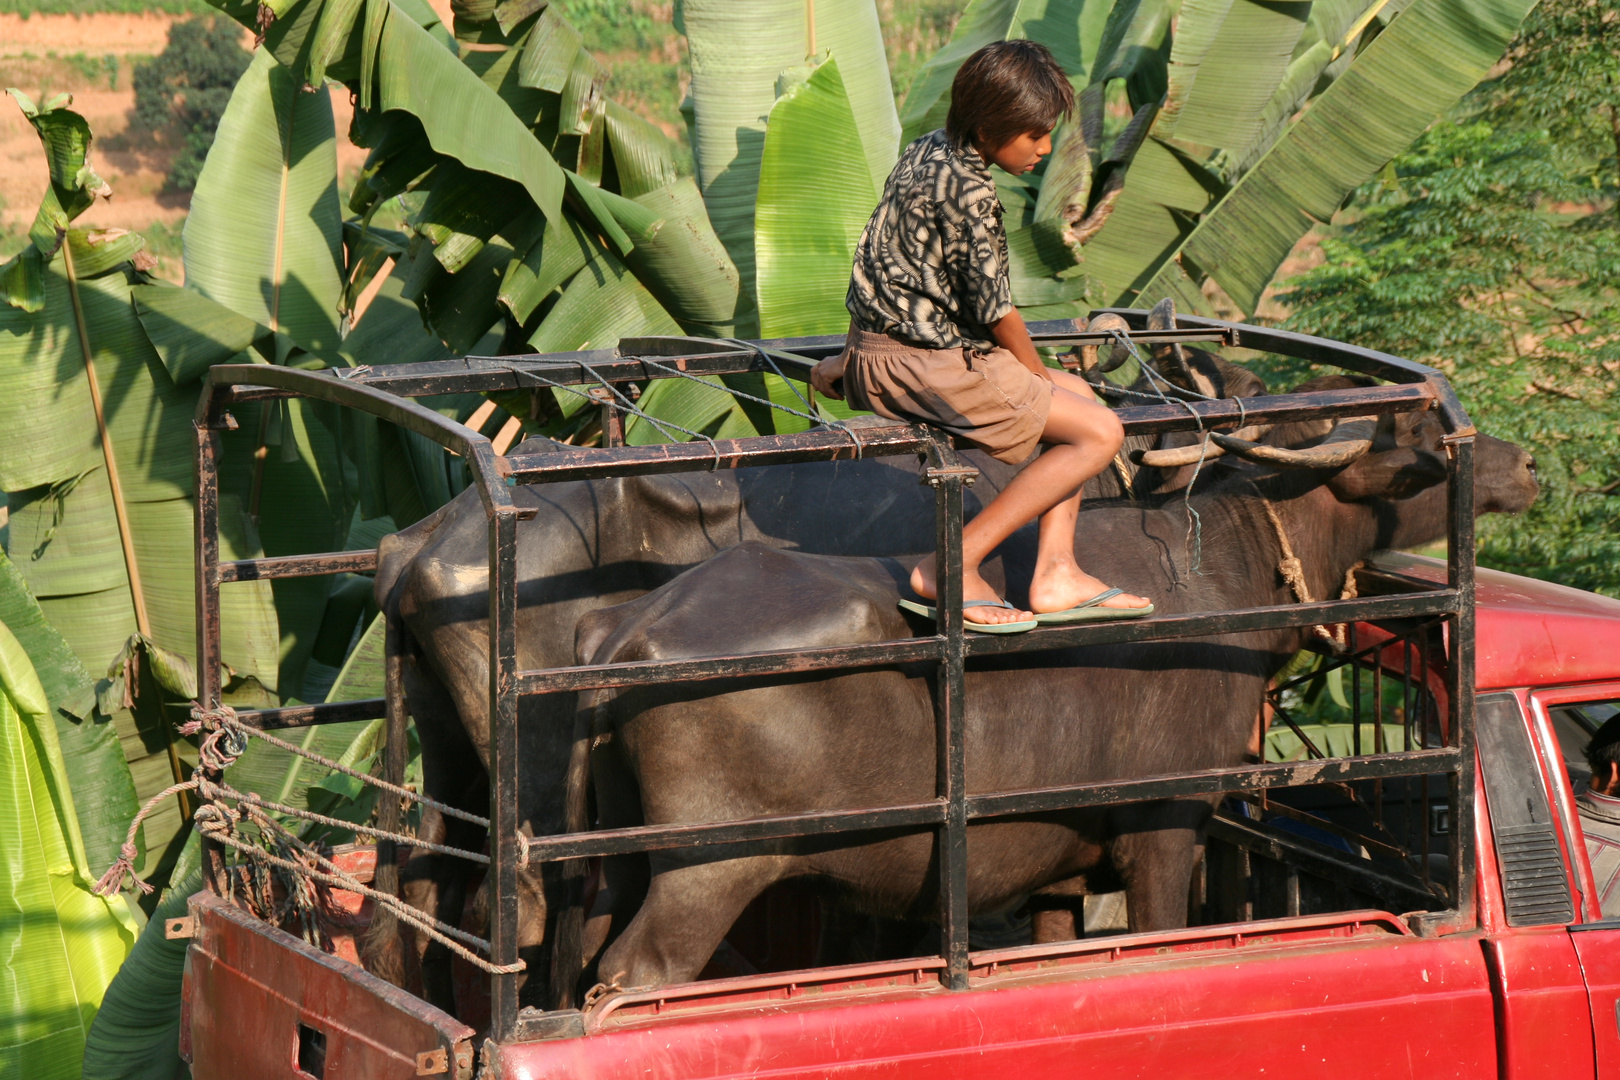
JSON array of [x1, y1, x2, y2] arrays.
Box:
[[1579, 789, 1620, 917], [846, 129, 1015, 352]]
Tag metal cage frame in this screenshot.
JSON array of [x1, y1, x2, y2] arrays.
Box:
[[190, 310, 1480, 1042]]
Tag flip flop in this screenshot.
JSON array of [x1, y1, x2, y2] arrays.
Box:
[[1032, 588, 1155, 625], [897, 598, 1039, 634]]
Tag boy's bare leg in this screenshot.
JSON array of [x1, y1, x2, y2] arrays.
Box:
[[910, 372, 1150, 624]]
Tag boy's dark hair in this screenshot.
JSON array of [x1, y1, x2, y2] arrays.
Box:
[[1585, 714, 1620, 778], [946, 40, 1075, 152]]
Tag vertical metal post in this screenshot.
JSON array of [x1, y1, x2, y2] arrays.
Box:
[[590, 386, 624, 447], [1351, 624, 1361, 758], [1445, 434, 1477, 923], [374, 614, 410, 907], [487, 506, 523, 1041], [193, 410, 226, 895], [925, 438, 972, 990]]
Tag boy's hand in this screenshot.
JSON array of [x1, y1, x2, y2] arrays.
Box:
[[811, 355, 846, 400], [991, 308, 1053, 381]]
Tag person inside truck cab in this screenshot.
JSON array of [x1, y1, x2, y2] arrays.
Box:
[[1578, 715, 1620, 916]]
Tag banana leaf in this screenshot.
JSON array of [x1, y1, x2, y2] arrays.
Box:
[[897, 0, 1095, 147], [183, 48, 346, 356], [0, 249, 283, 794], [624, 179, 744, 337], [80, 863, 200, 1080], [803, 0, 902, 197], [1153, 0, 1312, 151], [1136, 0, 1540, 313], [0, 549, 138, 890], [755, 55, 875, 339], [0, 617, 138, 1079], [224, 611, 386, 815], [674, 0, 805, 318], [528, 246, 682, 356]]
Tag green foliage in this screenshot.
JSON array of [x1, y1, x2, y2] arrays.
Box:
[[0, 0, 213, 12], [132, 17, 252, 191], [1278, 0, 1620, 596]]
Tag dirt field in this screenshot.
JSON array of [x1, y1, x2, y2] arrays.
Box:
[[0, 3, 452, 279]]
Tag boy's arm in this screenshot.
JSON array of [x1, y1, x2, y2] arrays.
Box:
[[991, 308, 1053, 381]]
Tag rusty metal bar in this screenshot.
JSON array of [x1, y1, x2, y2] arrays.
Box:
[[516, 638, 942, 696], [218, 549, 379, 582], [235, 698, 388, 730], [517, 749, 1461, 862], [501, 384, 1436, 487], [966, 749, 1461, 819], [192, 411, 227, 894], [926, 439, 973, 991], [521, 801, 947, 861], [503, 422, 928, 483], [966, 592, 1458, 657], [1447, 434, 1478, 922]]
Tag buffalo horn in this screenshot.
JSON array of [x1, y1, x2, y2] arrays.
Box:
[[1211, 416, 1378, 468], [1078, 312, 1133, 373], [1133, 424, 1272, 467]]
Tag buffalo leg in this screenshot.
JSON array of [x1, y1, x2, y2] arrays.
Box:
[[1029, 876, 1090, 944], [596, 857, 782, 989], [1109, 799, 1212, 933]]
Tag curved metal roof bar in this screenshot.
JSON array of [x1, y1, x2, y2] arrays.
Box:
[[1098, 309, 1476, 436], [195, 363, 514, 519]]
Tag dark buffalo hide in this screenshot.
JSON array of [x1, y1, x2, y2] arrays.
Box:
[[570, 402, 1537, 991]]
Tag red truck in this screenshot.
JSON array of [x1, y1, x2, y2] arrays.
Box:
[[174, 319, 1620, 1078]]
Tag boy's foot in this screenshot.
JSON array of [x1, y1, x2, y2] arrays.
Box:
[[909, 558, 1033, 626], [1028, 562, 1151, 614]]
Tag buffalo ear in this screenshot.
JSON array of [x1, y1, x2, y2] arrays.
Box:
[[1327, 447, 1448, 502]]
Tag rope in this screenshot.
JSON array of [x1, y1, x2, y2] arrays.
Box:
[[1098, 327, 1217, 580], [186, 706, 489, 828], [514, 365, 722, 463], [93, 702, 521, 975], [637, 356, 867, 459], [1254, 491, 1363, 651]]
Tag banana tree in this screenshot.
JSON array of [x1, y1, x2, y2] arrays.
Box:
[[0, 93, 284, 882], [1073, 0, 1543, 312], [0, 612, 138, 1079]]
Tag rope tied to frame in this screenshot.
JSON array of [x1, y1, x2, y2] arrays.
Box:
[[1255, 493, 1363, 651], [92, 701, 524, 975], [505, 345, 867, 465], [1095, 326, 1239, 582]]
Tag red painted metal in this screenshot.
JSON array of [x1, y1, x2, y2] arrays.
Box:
[[183, 892, 475, 1080], [1481, 928, 1597, 1078], [494, 913, 1495, 1079], [1570, 926, 1620, 1080], [1365, 553, 1620, 690]]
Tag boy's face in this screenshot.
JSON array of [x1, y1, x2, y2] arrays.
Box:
[[980, 128, 1054, 175]]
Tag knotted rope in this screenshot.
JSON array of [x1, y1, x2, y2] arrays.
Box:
[[94, 702, 523, 975], [1255, 494, 1363, 651]]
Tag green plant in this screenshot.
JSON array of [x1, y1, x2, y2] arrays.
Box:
[[0, 613, 137, 1078], [132, 17, 251, 191], [1277, 0, 1620, 597]]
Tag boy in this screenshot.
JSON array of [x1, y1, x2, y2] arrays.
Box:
[[810, 40, 1152, 632]]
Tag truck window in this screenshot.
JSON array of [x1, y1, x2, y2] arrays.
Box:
[[1539, 695, 1620, 918], [1546, 699, 1620, 793]]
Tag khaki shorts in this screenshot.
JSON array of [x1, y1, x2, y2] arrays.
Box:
[[842, 327, 1053, 464]]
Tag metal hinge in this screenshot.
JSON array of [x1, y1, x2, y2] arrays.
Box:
[[164, 916, 196, 940], [416, 1047, 448, 1075]]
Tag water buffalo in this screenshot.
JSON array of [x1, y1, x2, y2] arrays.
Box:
[[568, 387, 1539, 990], [364, 321, 1261, 1005]]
